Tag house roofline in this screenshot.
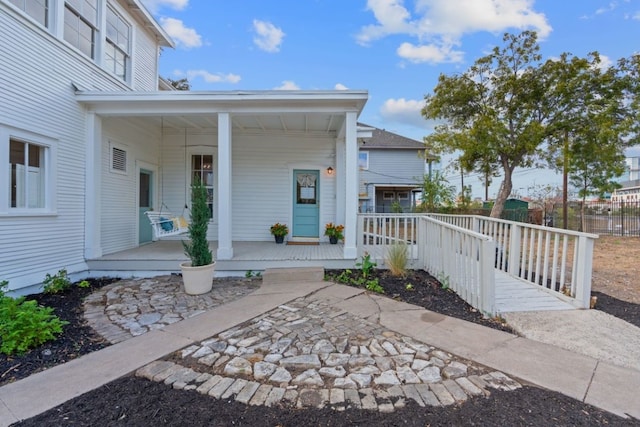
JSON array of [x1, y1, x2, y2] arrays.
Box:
[[75, 90, 369, 115], [126, 0, 175, 48]]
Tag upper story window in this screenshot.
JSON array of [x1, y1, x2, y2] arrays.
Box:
[[8, 0, 48, 26], [358, 151, 369, 170], [105, 6, 130, 80], [63, 0, 98, 59]]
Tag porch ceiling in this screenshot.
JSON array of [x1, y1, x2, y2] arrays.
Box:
[[157, 113, 345, 135]]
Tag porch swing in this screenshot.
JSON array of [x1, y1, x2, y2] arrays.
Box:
[[145, 208, 189, 239], [145, 126, 190, 240]]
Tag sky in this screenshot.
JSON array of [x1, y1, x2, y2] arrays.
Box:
[[141, 0, 640, 200]]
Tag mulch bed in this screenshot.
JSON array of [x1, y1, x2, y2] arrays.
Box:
[[0, 278, 117, 387], [3, 271, 640, 426]]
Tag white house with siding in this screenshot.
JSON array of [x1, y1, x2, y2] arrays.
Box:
[[0, 0, 370, 293]]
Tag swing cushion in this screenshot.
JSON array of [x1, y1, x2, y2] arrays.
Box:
[[160, 217, 174, 231], [174, 216, 188, 229]]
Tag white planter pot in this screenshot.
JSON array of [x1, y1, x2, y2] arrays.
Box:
[[180, 261, 215, 295]]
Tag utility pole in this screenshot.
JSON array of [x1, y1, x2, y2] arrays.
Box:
[[563, 130, 569, 230]]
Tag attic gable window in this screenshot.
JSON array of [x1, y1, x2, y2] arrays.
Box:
[[63, 0, 98, 59], [105, 7, 130, 80], [8, 0, 48, 27]]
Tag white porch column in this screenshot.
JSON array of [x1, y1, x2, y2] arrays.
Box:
[[335, 138, 346, 225], [343, 111, 358, 259], [217, 113, 233, 260], [84, 112, 102, 259]]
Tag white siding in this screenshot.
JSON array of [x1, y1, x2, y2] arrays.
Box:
[[158, 131, 338, 243], [359, 149, 425, 193], [131, 18, 159, 90], [0, 4, 161, 290], [101, 118, 161, 254]]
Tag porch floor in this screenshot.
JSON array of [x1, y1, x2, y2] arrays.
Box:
[[87, 240, 354, 275]]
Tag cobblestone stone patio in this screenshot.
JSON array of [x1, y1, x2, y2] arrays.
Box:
[[81, 275, 522, 412]]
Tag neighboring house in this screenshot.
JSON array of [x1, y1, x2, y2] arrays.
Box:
[[1, 0, 370, 293], [611, 180, 640, 203], [357, 124, 432, 213]]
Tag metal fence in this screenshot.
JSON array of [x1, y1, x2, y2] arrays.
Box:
[[551, 200, 640, 236]]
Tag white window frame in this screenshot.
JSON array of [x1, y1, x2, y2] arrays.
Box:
[[383, 191, 395, 201], [7, 0, 49, 27], [63, 0, 99, 59], [1, 126, 57, 215], [398, 191, 409, 201], [358, 151, 369, 170], [186, 148, 217, 223], [105, 5, 131, 81]]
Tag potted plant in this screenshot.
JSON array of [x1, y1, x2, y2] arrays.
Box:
[[181, 178, 215, 295], [324, 223, 344, 244], [270, 222, 288, 243]]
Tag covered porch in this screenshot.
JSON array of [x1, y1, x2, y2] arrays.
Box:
[[77, 90, 371, 266]]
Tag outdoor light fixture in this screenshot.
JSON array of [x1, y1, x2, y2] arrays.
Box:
[[327, 167, 334, 175]]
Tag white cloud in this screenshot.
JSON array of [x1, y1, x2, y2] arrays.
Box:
[[253, 20, 285, 53], [357, 0, 551, 64], [186, 70, 241, 84], [335, 83, 349, 90], [159, 17, 202, 48], [633, 11, 640, 20], [274, 80, 300, 90], [380, 98, 430, 128], [397, 42, 464, 63], [597, 54, 614, 70], [141, 0, 188, 14]]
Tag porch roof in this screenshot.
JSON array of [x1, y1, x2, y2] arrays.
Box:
[[75, 90, 369, 135]]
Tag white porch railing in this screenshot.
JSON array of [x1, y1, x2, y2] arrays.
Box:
[[357, 214, 496, 316], [427, 214, 598, 309]]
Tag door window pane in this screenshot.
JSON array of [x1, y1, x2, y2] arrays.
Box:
[[191, 154, 214, 219]]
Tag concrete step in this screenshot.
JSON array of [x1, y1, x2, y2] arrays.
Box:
[[262, 266, 325, 285]]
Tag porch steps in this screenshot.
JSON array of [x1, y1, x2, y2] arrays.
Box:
[[262, 267, 325, 286]]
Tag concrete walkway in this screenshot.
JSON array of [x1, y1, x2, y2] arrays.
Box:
[[0, 272, 639, 425]]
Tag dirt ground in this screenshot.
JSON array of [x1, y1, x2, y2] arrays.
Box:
[[591, 236, 640, 304]]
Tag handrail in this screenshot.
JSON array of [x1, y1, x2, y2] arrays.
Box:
[[426, 214, 597, 309], [357, 213, 496, 315]]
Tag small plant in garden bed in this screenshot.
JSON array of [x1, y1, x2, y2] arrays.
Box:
[[0, 276, 119, 386], [385, 243, 408, 277], [0, 280, 68, 355], [43, 269, 89, 294], [325, 254, 384, 293]]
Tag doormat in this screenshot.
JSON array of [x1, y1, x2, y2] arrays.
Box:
[[286, 241, 319, 246]]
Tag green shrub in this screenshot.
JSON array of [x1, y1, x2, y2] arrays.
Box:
[[183, 177, 213, 267], [43, 268, 72, 294], [0, 281, 68, 355], [43, 269, 90, 294], [385, 243, 408, 277]]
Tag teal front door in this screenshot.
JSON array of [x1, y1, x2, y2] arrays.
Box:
[[292, 170, 319, 238], [139, 169, 153, 244]]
